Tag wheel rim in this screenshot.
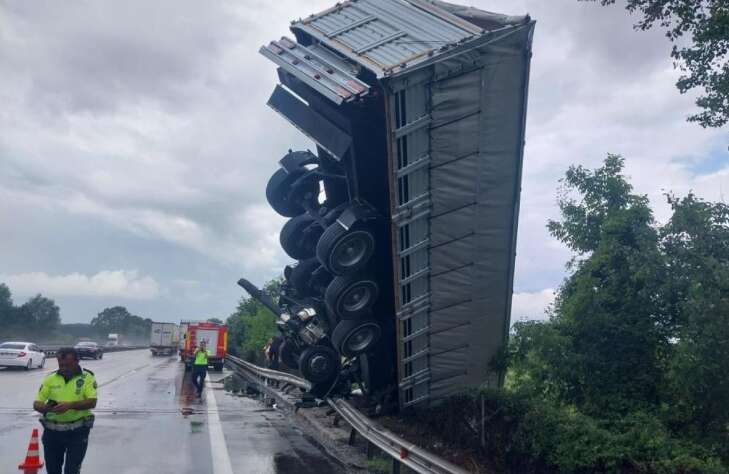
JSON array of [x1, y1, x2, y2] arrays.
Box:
[[287, 176, 319, 211], [331, 231, 372, 270], [308, 354, 331, 377], [340, 282, 376, 313], [345, 324, 378, 353]]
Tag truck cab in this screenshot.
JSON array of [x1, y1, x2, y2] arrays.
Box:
[[181, 322, 227, 372]]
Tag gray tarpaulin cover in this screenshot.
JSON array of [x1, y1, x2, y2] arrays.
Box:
[[409, 7, 534, 403]]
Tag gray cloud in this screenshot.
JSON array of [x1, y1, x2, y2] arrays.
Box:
[[0, 0, 726, 323]]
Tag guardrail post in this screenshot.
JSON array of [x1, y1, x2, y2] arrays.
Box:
[[391, 458, 401, 474]]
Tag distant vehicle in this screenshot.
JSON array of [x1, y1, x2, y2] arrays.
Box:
[[0, 342, 45, 370], [107, 333, 120, 347], [180, 322, 227, 372], [74, 341, 103, 360], [150, 322, 180, 357]]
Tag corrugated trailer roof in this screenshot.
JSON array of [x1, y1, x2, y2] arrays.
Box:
[[291, 0, 486, 77]]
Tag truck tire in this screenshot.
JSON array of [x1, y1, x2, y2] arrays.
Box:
[[213, 363, 224, 372], [298, 345, 340, 384], [331, 318, 382, 358], [280, 214, 322, 260], [289, 258, 323, 296], [317, 221, 375, 276], [325, 275, 379, 319], [279, 340, 301, 370], [266, 168, 319, 217]]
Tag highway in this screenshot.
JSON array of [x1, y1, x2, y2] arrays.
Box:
[[0, 349, 345, 473]]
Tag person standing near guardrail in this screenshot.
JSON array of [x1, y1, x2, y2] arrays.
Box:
[[33, 347, 97, 474], [191, 340, 211, 398]]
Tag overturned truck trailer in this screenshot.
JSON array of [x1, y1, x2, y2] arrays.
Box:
[[260, 0, 534, 409]]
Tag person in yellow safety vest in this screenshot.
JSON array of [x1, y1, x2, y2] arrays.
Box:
[[191, 340, 211, 397], [33, 347, 97, 474]]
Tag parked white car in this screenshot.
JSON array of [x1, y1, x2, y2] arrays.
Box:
[[0, 342, 46, 370]]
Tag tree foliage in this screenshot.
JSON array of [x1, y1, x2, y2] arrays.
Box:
[[226, 279, 281, 362], [543, 155, 668, 414], [505, 155, 729, 469], [659, 194, 729, 449], [0, 284, 61, 338], [17, 295, 61, 332], [585, 0, 729, 127], [90, 306, 152, 342]]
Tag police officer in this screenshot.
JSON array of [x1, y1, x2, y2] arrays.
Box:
[[33, 347, 97, 474], [191, 341, 211, 397]]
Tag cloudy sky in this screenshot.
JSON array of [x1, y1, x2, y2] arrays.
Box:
[[0, 0, 726, 325]]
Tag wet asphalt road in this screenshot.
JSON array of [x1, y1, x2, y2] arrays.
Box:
[[0, 349, 345, 473]]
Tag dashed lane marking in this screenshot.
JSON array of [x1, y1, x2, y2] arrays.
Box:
[[206, 380, 234, 474]]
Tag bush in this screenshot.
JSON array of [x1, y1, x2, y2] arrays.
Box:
[[411, 389, 726, 473]]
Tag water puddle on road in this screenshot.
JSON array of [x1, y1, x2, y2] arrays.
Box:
[[174, 367, 209, 434]]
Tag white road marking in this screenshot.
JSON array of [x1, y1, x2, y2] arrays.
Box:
[[206, 379, 234, 474]]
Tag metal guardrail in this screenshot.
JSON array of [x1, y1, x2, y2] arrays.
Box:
[[328, 398, 469, 474], [225, 354, 311, 390], [224, 355, 469, 474]]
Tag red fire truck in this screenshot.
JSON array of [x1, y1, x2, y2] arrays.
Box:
[[181, 322, 227, 372]]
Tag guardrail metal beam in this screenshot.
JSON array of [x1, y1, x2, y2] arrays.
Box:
[[224, 355, 468, 474]]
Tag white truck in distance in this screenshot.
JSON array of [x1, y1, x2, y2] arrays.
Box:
[[106, 334, 120, 347], [150, 322, 180, 357]]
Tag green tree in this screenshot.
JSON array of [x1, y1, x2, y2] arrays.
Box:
[[585, 0, 729, 127], [503, 156, 729, 469], [541, 154, 668, 414], [660, 194, 729, 451], [91, 306, 151, 342], [18, 294, 61, 334], [0, 283, 13, 324], [226, 278, 281, 362]]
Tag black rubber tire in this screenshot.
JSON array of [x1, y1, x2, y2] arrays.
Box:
[[331, 318, 382, 358], [25, 359, 31, 371], [279, 340, 301, 370], [316, 221, 375, 276], [280, 214, 323, 260], [213, 363, 224, 372], [298, 345, 340, 384], [325, 275, 379, 319], [266, 168, 319, 217], [40, 358, 45, 369], [290, 258, 324, 296]]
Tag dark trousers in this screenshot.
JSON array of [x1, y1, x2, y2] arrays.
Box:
[[42, 427, 90, 474], [192, 365, 207, 395]]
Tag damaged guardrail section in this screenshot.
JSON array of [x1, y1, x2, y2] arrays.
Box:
[[225, 355, 468, 474]]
